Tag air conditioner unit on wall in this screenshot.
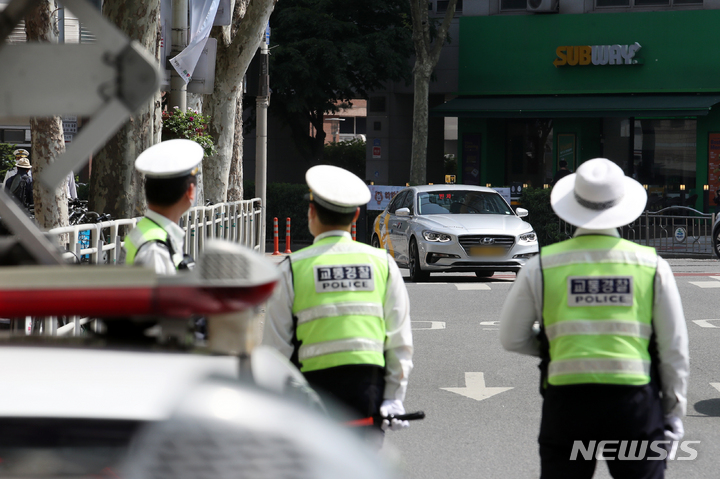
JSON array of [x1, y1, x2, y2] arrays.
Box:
[[527, 0, 559, 13]]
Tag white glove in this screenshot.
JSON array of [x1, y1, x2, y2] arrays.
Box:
[[664, 415, 684, 442], [379, 399, 409, 432]]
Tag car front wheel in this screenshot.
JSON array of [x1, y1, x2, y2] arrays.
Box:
[[408, 238, 429, 282], [371, 235, 381, 249]]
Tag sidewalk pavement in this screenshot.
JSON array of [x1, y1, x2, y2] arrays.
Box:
[[262, 241, 310, 264]]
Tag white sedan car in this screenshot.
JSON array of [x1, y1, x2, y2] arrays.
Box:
[[372, 185, 539, 281]]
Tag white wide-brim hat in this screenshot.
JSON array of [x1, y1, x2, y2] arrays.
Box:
[[551, 158, 647, 230], [15, 158, 31, 169]]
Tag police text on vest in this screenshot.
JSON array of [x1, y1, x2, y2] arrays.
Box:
[[567, 276, 633, 307], [314, 264, 375, 293]]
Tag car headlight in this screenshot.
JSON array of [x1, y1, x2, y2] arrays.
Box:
[[422, 231, 452, 242], [519, 231, 537, 242]]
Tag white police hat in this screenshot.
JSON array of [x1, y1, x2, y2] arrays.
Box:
[[13, 149, 29, 158], [551, 158, 647, 229], [305, 165, 371, 213], [135, 139, 203, 179]]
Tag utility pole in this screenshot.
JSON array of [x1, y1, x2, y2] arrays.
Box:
[[255, 35, 270, 254], [169, 0, 188, 110]]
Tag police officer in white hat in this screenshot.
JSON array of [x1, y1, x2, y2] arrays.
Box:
[[123, 139, 203, 275], [4, 149, 33, 207], [499, 158, 689, 478], [263, 165, 414, 443]]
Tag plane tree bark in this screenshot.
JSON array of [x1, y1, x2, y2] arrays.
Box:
[[88, 0, 162, 220], [408, 0, 457, 185], [25, 0, 69, 231], [202, 0, 276, 203]]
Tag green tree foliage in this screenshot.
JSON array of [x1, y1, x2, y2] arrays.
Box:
[[0, 144, 16, 178], [322, 138, 366, 178], [269, 0, 413, 163], [161, 107, 216, 157], [519, 187, 571, 246]]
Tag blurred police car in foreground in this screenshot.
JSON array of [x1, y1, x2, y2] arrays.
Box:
[[0, 240, 396, 479], [372, 185, 539, 281]]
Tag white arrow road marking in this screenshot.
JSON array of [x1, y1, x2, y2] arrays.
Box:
[[710, 276, 720, 281], [455, 283, 491, 291], [689, 281, 720, 288], [479, 320, 499, 330], [412, 321, 446, 330], [441, 372, 513, 401], [692, 320, 720, 328], [710, 383, 720, 393]]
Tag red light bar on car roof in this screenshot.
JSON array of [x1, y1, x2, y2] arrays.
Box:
[[0, 241, 279, 318]]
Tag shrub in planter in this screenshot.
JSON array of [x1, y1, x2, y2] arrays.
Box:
[[161, 107, 216, 157], [519, 187, 570, 247]]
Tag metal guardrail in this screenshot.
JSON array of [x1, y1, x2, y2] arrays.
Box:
[[560, 207, 717, 258], [49, 217, 141, 264], [180, 199, 263, 260], [48, 198, 263, 265], [22, 199, 263, 337]]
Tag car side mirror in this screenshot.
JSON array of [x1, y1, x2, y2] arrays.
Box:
[[516, 207, 528, 218], [396, 207, 411, 217]]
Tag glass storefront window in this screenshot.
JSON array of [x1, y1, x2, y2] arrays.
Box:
[[505, 119, 554, 188], [633, 119, 697, 209]]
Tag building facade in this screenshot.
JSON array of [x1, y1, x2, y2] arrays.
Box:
[[368, 0, 720, 212]]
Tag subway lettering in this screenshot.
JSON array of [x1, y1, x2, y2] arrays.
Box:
[[554, 43, 642, 67]]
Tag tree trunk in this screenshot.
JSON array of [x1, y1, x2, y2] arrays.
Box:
[[408, 0, 457, 185], [88, 0, 161, 219], [29, 118, 68, 230], [202, 0, 276, 204], [410, 66, 431, 185], [187, 93, 205, 205], [25, 1, 68, 231], [227, 93, 244, 201]]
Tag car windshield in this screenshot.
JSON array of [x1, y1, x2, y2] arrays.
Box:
[[417, 190, 513, 216]]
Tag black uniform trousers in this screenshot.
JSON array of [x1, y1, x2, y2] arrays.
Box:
[[539, 382, 666, 479], [304, 364, 385, 420]]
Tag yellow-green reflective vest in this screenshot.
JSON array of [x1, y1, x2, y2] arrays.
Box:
[[290, 235, 389, 373], [541, 235, 657, 386], [124, 217, 181, 269]]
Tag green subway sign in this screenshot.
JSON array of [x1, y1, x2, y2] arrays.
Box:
[[459, 10, 720, 95]]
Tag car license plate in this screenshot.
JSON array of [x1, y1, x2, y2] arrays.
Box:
[[470, 246, 504, 257]]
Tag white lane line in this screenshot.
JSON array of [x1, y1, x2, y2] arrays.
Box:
[[689, 281, 720, 288], [480, 321, 500, 326], [711, 383, 720, 393], [692, 319, 720, 328], [412, 321, 446, 330], [455, 283, 491, 291], [710, 276, 720, 281]]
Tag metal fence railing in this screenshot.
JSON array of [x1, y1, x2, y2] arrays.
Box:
[[48, 198, 263, 265], [180, 199, 263, 260], [560, 207, 717, 258]]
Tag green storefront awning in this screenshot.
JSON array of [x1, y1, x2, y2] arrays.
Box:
[[430, 95, 720, 118]]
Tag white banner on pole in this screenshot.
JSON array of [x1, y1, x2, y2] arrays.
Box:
[[170, 0, 220, 84]]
